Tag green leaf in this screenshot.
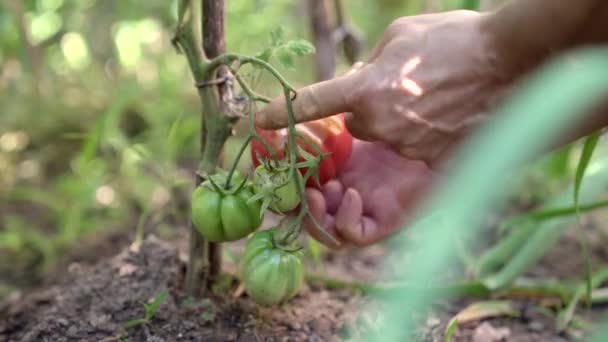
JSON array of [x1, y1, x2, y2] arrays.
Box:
[[247, 192, 266, 204], [572, 131, 601, 312], [270, 27, 286, 47], [254, 28, 314, 69], [143, 289, 168, 320], [282, 39, 315, 56], [260, 197, 272, 218], [556, 269, 608, 331], [124, 318, 147, 329], [255, 48, 273, 63], [166, 114, 183, 160], [211, 273, 235, 295], [276, 49, 295, 69], [444, 319, 458, 342], [574, 132, 600, 208]]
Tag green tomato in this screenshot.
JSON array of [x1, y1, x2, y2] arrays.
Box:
[[253, 165, 301, 213], [191, 172, 263, 242], [241, 228, 304, 306]]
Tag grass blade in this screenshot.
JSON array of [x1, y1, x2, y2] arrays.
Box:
[[572, 132, 600, 312]]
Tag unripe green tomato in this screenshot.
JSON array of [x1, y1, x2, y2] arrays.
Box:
[[191, 173, 263, 242], [252, 165, 301, 213], [241, 228, 304, 306]]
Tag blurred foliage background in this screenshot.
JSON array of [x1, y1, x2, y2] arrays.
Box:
[[3, 0, 578, 297]]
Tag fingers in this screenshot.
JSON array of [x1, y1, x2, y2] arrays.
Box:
[[303, 189, 342, 249], [255, 71, 361, 130], [322, 180, 344, 214], [334, 188, 382, 247], [346, 62, 365, 76]]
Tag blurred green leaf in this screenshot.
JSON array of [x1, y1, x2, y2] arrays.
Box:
[[572, 131, 601, 312], [373, 49, 608, 341]]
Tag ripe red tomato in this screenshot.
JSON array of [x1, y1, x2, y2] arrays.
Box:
[[251, 114, 353, 187]]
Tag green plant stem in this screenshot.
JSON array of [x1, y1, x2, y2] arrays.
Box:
[[482, 220, 567, 291], [225, 135, 252, 188], [205, 54, 296, 92], [499, 199, 608, 233], [229, 68, 271, 103], [132, 205, 153, 251], [557, 268, 608, 331], [221, 56, 337, 246], [174, 0, 231, 297], [480, 198, 608, 276], [475, 224, 536, 276], [573, 131, 601, 309], [307, 273, 608, 306]]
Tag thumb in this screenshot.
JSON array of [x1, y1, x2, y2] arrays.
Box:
[[255, 70, 361, 129]]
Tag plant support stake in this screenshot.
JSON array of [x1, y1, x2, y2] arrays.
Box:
[[173, 0, 231, 297]]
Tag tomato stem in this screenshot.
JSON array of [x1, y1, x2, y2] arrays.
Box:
[[205, 54, 297, 93], [225, 134, 252, 189], [229, 67, 271, 104], [281, 88, 340, 247]]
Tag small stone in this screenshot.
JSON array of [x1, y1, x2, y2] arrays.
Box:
[[236, 331, 258, 342], [56, 318, 69, 326], [288, 321, 302, 331], [308, 318, 331, 334], [119, 263, 137, 277], [66, 325, 78, 337], [309, 334, 325, 342], [528, 321, 544, 332], [89, 314, 110, 328], [426, 316, 441, 328], [224, 331, 238, 341], [68, 263, 83, 274], [472, 322, 510, 342], [293, 332, 308, 341]]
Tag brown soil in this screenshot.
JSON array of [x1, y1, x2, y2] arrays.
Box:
[[1, 222, 607, 341]]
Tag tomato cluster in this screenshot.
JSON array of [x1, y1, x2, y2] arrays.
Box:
[[191, 115, 353, 306], [251, 114, 353, 187]]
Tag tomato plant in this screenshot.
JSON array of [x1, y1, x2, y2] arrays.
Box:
[[191, 171, 263, 242], [241, 228, 304, 306], [252, 163, 301, 213], [251, 114, 353, 187], [176, 0, 341, 296]]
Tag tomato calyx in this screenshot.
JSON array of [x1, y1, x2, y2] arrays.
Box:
[[268, 227, 304, 254], [249, 157, 301, 215], [202, 170, 249, 197], [241, 228, 305, 306], [191, 169, 263, 242]]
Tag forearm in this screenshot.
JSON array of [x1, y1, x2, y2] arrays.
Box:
[[480, 0, 608, 148], [481, 0, 608, 75]]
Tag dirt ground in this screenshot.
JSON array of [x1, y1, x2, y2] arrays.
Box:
[[1, 218, 607, 341]]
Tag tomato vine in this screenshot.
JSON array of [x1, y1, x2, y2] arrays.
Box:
[[173, 0, 344, 301]]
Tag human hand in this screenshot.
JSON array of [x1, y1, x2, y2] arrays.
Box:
[[256, 10, 510, 167], [303, 139, 434, 248]]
